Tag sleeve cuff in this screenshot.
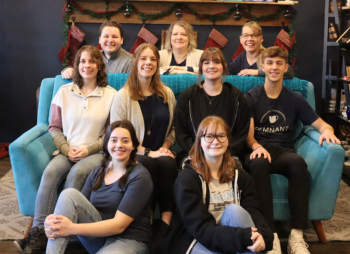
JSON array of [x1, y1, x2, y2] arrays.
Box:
[[86, 143, 100, 155], [187, 66, 194, 73], [243, 227, 254, 247], [60, 144, 70, 156]]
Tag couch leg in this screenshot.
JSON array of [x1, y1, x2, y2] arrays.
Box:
[[24, 217, 33, 238], [311, 220, 327, 243]]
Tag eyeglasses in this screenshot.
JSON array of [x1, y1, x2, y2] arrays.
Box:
[[241, 33, 261, 39], [202, 133, 228, 143]]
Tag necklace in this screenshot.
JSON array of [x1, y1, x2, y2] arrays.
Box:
[[142, 95, 155, 136], [204, 91, 217, 105]]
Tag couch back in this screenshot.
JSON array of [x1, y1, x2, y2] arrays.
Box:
[[37, 74, 315, 126]]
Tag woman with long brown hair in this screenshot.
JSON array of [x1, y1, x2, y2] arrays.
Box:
[[158, 116, 273, 254], [111, 43, 178, 225], [15, 45, 117, 253], [44, 120, 153, 254]]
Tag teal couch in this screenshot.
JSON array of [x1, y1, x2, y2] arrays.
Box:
[[9, 74, 345, 243]]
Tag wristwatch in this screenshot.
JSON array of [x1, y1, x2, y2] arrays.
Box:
[[144, 148, 151, 156]]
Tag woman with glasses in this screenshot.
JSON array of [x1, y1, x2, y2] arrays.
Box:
[[156, 116, 273, 254], [175, 47, 250, 166], [159, 20, 203, 74], [228, 21, 293, 78]]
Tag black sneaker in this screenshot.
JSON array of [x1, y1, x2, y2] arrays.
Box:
[[21, 226, 48, 254], [13, 238, 28, 252]]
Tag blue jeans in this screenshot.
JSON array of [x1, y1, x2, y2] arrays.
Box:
[[191, 204, 263, 254], [46, 188, 148, 254], [33, 153, 103, 228]]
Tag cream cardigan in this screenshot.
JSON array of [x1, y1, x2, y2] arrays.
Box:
[[110, 86, 176, 146], [159, 49, 204, 74]]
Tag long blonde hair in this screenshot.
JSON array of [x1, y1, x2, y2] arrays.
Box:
[[242, 21, 266, 68], [124, 43, 169, 102], [189, 116, 235, 184], [164, 20, 197, 52]]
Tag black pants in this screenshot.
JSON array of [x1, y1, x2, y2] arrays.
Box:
[[137, 155, 178, 213], [243, 144, 310, 232]]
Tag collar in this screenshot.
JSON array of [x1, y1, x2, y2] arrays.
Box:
[[102, 48, 122, 60], [69, 83, 104, 98]]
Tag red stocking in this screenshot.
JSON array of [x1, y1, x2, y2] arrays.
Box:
[[58, 24, 85, 66], [231, 43, 245, 61], [203, 29, 228, 51], [129, 27, 158, 54], [274, 29, 291, 51]]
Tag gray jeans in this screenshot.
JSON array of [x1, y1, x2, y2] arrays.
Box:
[[33, 153, 103, 228], [46, 188, 149, 254]]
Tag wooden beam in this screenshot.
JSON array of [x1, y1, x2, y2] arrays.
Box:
[[71, 0, 297, 5], [69, 1, 293, 26]]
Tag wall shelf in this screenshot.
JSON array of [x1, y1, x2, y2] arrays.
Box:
[[68, 0, 297, 25]]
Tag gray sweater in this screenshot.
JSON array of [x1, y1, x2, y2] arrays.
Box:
[[103, 48, 133, 73]]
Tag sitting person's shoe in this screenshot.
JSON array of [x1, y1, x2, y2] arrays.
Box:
[[21, 226, 48, 254], [287, 229, 310, 254], [13, 238, 28, 252], [266, 233, 282, 254]]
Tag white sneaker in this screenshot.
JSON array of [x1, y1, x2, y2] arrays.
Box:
[[266, 233, 282, 254], [287, 236, 310, 254]]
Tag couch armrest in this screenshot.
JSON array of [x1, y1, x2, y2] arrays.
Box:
[[294, 126, 345, 220], [9, 123, 57, 216]]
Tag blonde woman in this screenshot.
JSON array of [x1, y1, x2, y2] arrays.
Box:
[[159, 20, 203, 74], [111, 43, 178, 225], [228, 21, 293, 78]]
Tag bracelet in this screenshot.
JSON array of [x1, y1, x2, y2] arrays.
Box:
[[253, 145, 262, 151], [144, 148, 151, 156]]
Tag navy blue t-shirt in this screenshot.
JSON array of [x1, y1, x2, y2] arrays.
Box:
[[244, 85, 319, 149], [81, 163, 153, 243], [228, 51, 257, 75]]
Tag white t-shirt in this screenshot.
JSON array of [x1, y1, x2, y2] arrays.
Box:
[[208, 179, 235, 223]]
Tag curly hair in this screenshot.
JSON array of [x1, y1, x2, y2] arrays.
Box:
[[164, 20, 197, 52], [124, 43, 169, 103], [72, 45, 108, 88]]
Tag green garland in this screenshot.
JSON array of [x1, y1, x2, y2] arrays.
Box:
[[63, 1, 296, 69]]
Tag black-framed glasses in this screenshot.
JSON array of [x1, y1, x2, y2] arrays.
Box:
[[202, 133, 228, 143], [241, 33, 261, 39]]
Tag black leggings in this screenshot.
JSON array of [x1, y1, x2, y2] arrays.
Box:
[[243, 144, 310, 232], [136, 155, 178, 213]]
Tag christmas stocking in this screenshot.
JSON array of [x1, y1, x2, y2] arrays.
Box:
[[203, 28, 228, 51], [129, 27, 158, 54], [274, 29, 296, 68], [58, 24, 85, 66], [274, 29, 291, 51], [231, 43, 245, 60], [0, 144, 9, 159]]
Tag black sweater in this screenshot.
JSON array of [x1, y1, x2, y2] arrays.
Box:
[[175, 82, 250, 156], [156, 163, 273, 254]]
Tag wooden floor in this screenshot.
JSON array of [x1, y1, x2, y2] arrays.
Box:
[[0, 156, 350, 253]]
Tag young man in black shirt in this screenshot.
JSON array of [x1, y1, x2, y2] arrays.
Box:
[[243, 46, 340, 254]]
